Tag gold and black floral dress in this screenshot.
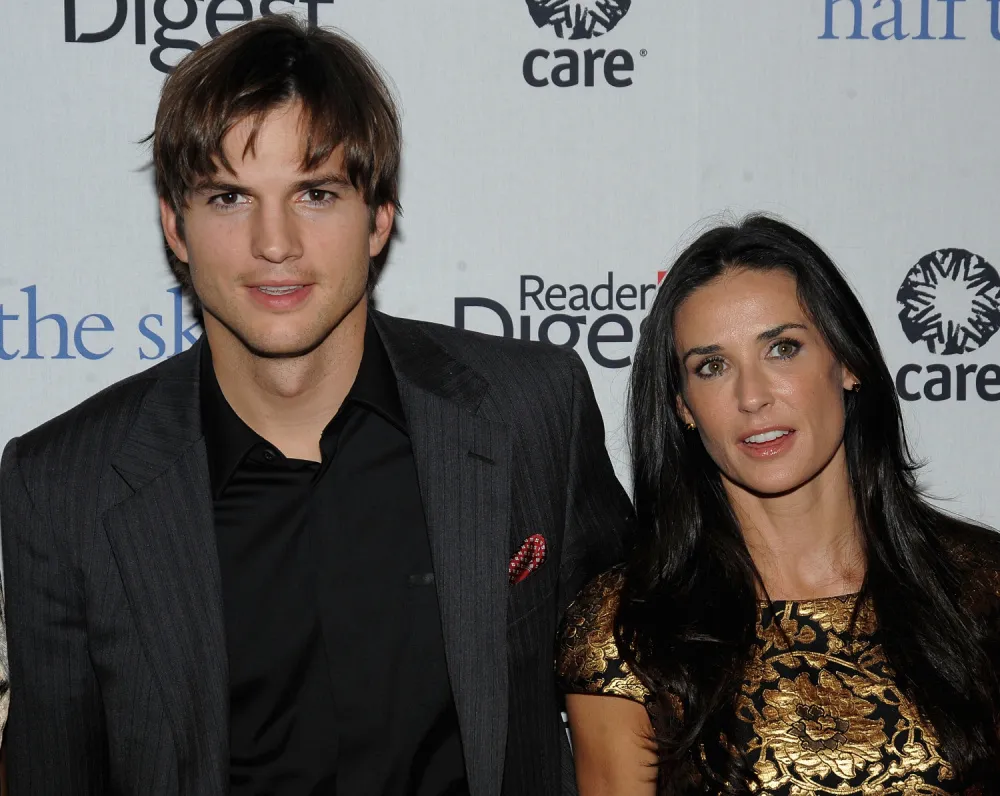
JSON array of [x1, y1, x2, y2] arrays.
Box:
[[557, 530, 1000, 795]]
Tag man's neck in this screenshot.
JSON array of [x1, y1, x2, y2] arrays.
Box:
[[205, 304, 367, 462], [727, 445, 865, 601]]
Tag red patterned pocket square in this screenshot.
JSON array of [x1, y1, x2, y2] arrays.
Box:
[[508, 534, 547, 585]]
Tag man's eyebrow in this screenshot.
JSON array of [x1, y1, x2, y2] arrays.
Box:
[[192, 178, 246, 195], [190, 173, 354, 195], [681, 324, 808, 363], [291, 173, 353, 192]]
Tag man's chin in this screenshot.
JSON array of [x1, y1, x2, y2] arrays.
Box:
[[214, 323, 336, 360], [240, 335, 331, 360], [200, 298, 366, 361]]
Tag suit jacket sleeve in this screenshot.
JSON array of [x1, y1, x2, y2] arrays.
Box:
[[558, 352, 634, 615], [1, 438, 107, 794]]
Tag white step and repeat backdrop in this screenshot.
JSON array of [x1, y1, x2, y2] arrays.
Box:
[[1, 1, 999, 524]]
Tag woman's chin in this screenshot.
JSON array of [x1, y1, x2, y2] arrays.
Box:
[[724, 469, 812, 500]]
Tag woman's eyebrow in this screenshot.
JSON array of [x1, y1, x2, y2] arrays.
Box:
[[681, 323, 808, 363], [758, 322, 808, 342]]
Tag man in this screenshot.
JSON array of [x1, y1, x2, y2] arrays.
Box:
[[0, 14, 632, 796]]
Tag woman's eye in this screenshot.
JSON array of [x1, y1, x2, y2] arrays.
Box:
[[696, 359, 726, 378], [768, 339, 801, 359]]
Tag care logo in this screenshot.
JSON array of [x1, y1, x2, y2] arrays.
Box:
[[894, 248, 1000, 402], [64, 0, 336, 74], [522, 0, 643, 87], [526, 0, 631, 40]]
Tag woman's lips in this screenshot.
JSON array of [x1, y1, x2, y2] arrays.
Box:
[[738, 429, 796, 458]]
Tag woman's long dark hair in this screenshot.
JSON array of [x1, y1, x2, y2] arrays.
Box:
[[618, 215, 1000, 793]]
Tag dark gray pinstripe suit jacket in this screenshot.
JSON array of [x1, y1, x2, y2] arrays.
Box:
[[0, 311, 634, 796]]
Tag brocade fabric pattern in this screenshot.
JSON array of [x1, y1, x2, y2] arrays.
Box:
[[557, 563, 998, 795]]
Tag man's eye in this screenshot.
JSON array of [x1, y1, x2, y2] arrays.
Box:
[[209, 192, 247, 207], [303, 189, 335, 204]]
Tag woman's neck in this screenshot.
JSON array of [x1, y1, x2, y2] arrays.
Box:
[[726, 444, 865, 601]]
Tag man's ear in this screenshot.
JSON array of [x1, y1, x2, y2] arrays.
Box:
[[159, 198, 189, 263], [369, 203, 395, 258]]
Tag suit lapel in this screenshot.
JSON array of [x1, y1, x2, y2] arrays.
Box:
[[106, 343, 228, 792], [374, 312, 511, 796]]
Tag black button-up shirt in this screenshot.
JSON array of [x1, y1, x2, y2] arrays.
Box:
[[200, 321, 468, 795]]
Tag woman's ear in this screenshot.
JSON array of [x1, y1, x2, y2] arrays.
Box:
[[676, 394, 694, 427], [842, 364, 860, 392]]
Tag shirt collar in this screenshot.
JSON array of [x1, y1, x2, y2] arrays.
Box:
[[349, 318, 407, 432], [200, 318, 407, 497]]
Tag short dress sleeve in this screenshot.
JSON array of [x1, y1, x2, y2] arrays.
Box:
[[556, 567, 652, 705]]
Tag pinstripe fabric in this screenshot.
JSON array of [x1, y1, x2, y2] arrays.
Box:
[[0, 311, 634, 796], [401, 384, 511, 796], [374, 314, 633, 796]]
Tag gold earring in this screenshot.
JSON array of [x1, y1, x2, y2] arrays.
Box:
[[851, 382, 861, 393], [685, 422, 697, 431]]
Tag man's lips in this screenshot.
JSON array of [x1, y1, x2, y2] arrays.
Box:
[[247, 280, 313, 288], [247, 283, 314, 308]]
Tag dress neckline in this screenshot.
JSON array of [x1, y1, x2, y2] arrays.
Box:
[[758, 592, 861, 607]]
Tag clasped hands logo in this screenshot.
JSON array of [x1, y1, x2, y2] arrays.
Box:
[[522, 0, 642, 88], [895, 249, 1000, 402]]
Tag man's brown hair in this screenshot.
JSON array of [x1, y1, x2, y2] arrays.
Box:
[[151, 14, 402, 292]]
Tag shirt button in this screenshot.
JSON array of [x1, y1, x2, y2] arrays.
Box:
[[262, 448, 277, 462]]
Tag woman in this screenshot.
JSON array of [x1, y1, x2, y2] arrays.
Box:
[[558, 215, 1000, 795]]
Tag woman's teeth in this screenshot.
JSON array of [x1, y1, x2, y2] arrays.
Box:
[[744, 430, 790, 444]]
